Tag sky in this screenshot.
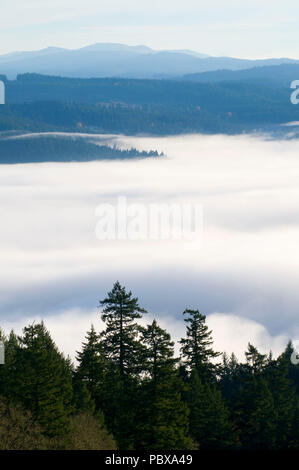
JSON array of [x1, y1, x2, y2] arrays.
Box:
[[1, 0, 299, 59], [1, 133, 299, 362]]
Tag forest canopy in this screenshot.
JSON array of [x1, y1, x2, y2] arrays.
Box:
[[1, 282, 299, 451]]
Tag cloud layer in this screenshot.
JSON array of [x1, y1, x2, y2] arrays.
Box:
[[1, 133, 299, 358]]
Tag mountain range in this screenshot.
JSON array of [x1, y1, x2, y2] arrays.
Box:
[[0, 43, 298, 79]]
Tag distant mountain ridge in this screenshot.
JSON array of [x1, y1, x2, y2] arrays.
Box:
[[178, 63, 299, 86], [0, 43, 298, 79]]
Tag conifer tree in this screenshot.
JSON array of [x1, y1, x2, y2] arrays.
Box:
[[0, 330, 20, 399], [135, 320, 192, 450], [245, 343, 267, 373], [101, 362, 137, 449], [233, 375, 277, 449], [72, 378, 95, 414], [99, 281, 147, 377], [180, 309, 219, 382], [10, 323, 73, 438], [265, 351, 299, 448], [139, 319, 178, 386], [230, 344, 277, 449], [187, 369, 237, 449], [149, 371, 193, 450], [98, 283, 147, 449], [75, 325, 106, 410]]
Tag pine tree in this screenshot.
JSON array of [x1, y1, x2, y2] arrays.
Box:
[[265, 351, 299, 449], [98, 283, 147, 449], [245, 343, 267, 373], [180, 309, 219, 382], [10, 323, 73, 438], [75, 325, 106, 410], [187, 369, 237, 449], [231, 344, 277, 449], [99, 281, 147, 377], [139, 319, 178, 386], [0, 330, 20, 399], [72, 378, 95, 414], [219, 352, 240, 400], [101, 362, 137, 450], [150, 371, 193, 450], [135, 320, 192, 450]]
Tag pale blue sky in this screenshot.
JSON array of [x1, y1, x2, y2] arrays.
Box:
[[1, 0, 299, 59]]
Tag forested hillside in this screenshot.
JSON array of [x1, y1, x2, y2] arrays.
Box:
[[0, 135, 161, 164], [1, 282, 299, 450], [0, 74, 298, 136]]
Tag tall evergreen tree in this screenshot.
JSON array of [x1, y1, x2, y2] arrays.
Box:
[[135, 320, 193, 449], [101, 362, 137, 450], [99, 281, 147, 377], [265, 351, 299, 449], [187, 369, 237, 449], [139, 319, 178, 386], [98, 282, 147, 449], [0, 330, 20, 399], [232, 375, 277, 449], [9, 323, 73, 438], [149, 371, 193, 450], [75, 325, 106, 410], [180, 309, 219, 382], [245, 343, 267, 373], [230, 344, 277, 449]]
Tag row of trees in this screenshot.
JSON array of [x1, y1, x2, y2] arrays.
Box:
[[1, 281, 299, 450], [0, 136, 162, 164]]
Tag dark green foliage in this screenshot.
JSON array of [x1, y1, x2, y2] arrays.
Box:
[[75, 325, 105, 410], [1, 73, 299, 137], [232, 374, 277, 449], [99, 281, 147, 377], [187, 370, 237, 449], [6, 323, 73, 438], [72, 379, 95, 414], [100, 363, 138, 450], [1, 283, 299, 450], [135, 320, 192, 450], [180, 309, 220, 382], [98, 282, 147, 448], [0, 134, 162, 164], [139, 319, 178, 385], [147, 372, 193, 450]]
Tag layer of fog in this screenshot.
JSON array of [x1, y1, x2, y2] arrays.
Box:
[[1, 133, 299, 359]]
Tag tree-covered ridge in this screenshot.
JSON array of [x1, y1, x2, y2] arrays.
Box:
[[1, 281, 299, 450], [0, 73, 298, 136], [0, 135, 162, 164]]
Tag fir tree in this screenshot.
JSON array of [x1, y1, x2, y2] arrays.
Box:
[[72, 378, 95, 414], [139, 319, 178, 386], [135, 320, 192, 450], [75, 325, 106, 410], [231, 344, 277, 449], [245, 343, 267, 373], [10, 323, 73, 438], [187, 369, 237, 449], [99, 281, 147, 377], [265, 351, 299, 448], [180, 309, 219, 382], [0, 330, 20, 399]]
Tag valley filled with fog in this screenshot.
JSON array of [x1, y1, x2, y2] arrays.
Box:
[[1, 133, 299, 360]]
